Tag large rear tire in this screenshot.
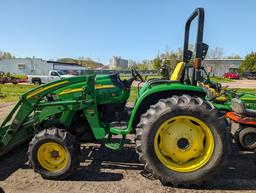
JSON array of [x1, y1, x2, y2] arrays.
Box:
[[28, 128, 80, 180], [135, 95, 230, 187]]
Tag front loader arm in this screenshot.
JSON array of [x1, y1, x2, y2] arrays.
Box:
[[0, 75, 93, 156]]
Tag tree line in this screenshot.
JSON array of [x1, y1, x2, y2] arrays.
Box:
[[0, 49, 255, 73], [0, 51, 15, 60], [130, 46, 244, 71], [57, 57, 104, 69]]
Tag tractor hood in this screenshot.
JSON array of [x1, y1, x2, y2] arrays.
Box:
[[54, 74, 130, 105]]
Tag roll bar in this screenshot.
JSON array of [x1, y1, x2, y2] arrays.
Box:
[[183, 8, 208, 85]]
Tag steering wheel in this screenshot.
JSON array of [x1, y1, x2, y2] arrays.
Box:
[[131, 66, 144, 82]]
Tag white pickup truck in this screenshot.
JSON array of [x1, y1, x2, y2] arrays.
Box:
[[28, 70, 74, 85]]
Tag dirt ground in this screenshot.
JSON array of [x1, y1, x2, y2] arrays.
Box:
[[0, 103, 15, 123], [222, 79, 256, 89], [1, 136, 256, 193], [1, 82, 256, 193]]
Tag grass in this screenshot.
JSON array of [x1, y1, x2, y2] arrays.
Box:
[[0, 79, 254, 104], [121, 74, 234, 83], [0, 84, 37, 103], [0, 83, 139, 104], [128, 87, 138, 102], [236, 88, 256, 94], [120, 74, 160, 81], [210, 76, 234, 83]]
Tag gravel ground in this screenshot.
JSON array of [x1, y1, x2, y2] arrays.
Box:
[[0, 102, 15, 123], [222, 79, 256, 89], [0, 137, 256, 193]]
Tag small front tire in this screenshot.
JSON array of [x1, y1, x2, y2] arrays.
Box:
[[28, 128, 80, 180]]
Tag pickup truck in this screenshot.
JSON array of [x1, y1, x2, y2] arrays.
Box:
[[28, 70, 74, 85]]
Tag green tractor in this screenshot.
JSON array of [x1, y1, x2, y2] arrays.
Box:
[[0, 8, 243, 187], [195, 67, 256, 113]]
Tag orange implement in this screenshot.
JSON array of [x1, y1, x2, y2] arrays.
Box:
[[226, 112, 256, 125]]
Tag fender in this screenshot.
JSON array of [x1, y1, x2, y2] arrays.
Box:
[[127, 82, 206, 131]]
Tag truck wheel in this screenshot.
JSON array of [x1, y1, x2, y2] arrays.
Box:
[[28, 128, 80, 180], [33, 80, 41, 85], [135, 95, 230, 187]]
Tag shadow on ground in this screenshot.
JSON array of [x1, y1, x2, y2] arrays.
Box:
[[203, 147, 256, 190], [0, 143, 29, 180], [0, 139, 256, 190], [69, 138, 143, 181]]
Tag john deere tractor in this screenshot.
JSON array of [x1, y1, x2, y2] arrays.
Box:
[[0, 8, 232, 187]]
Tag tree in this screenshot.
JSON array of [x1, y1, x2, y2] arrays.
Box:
[[131, 60, 150, 70], [57, 57, 104, 69], [128, 60, 137, 69], [224, 54, 242, 59], [239, 52, 256, 72], [207, 47, 224, 59], [152, 57, 162, 70], [0, 51, 14, 59]]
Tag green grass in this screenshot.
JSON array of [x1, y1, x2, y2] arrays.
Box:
[[128, 87, 138, 102], [210, 76, 234, 83], [0, 84, 37, 103], [0, 82, 255, 104], [236, 88, 256, 94], [120, 74, 161, 80], [121, 74, 233, 83], [0, 83, 139, 104]]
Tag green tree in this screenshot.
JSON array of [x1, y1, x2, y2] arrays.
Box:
[[0, 51, 14, 59], [239, 52, 256, 72], [224, 54, 242, 59], [207, 47, 224, 59], [152, 57, 162, 70], [57, 57, 104, 69]]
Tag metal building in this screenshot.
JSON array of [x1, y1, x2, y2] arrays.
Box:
[[0, 58, 86, 75]]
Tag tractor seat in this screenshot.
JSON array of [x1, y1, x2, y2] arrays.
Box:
[[231, 98, 256, 118], [170, 62, 186, 81]]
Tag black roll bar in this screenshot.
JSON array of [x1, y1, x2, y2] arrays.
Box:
[[183, 8, 207, 86], [183, 7, 204, 61]]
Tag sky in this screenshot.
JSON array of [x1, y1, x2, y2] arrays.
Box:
[[0, 0, 255, 64]]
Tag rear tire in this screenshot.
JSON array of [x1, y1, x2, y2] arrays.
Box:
[[135, 95, 230, 187], [28, 128, 80, 180]]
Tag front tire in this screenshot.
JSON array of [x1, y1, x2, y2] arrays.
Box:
[[28, 128, 80, 180], [135, 95, 230, 187]]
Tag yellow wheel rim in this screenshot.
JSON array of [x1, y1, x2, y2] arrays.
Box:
[[37, 142, 69, 172], [154, 115, 214, 172]]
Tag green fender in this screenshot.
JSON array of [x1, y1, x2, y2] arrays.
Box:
[[126, 82, 206, 134]]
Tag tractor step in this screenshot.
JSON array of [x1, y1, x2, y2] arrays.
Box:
[[106, 122, 128, 150], [105, 134, 126, 150], [109, 121, 129, 135], [110, 121, 128, 130]]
